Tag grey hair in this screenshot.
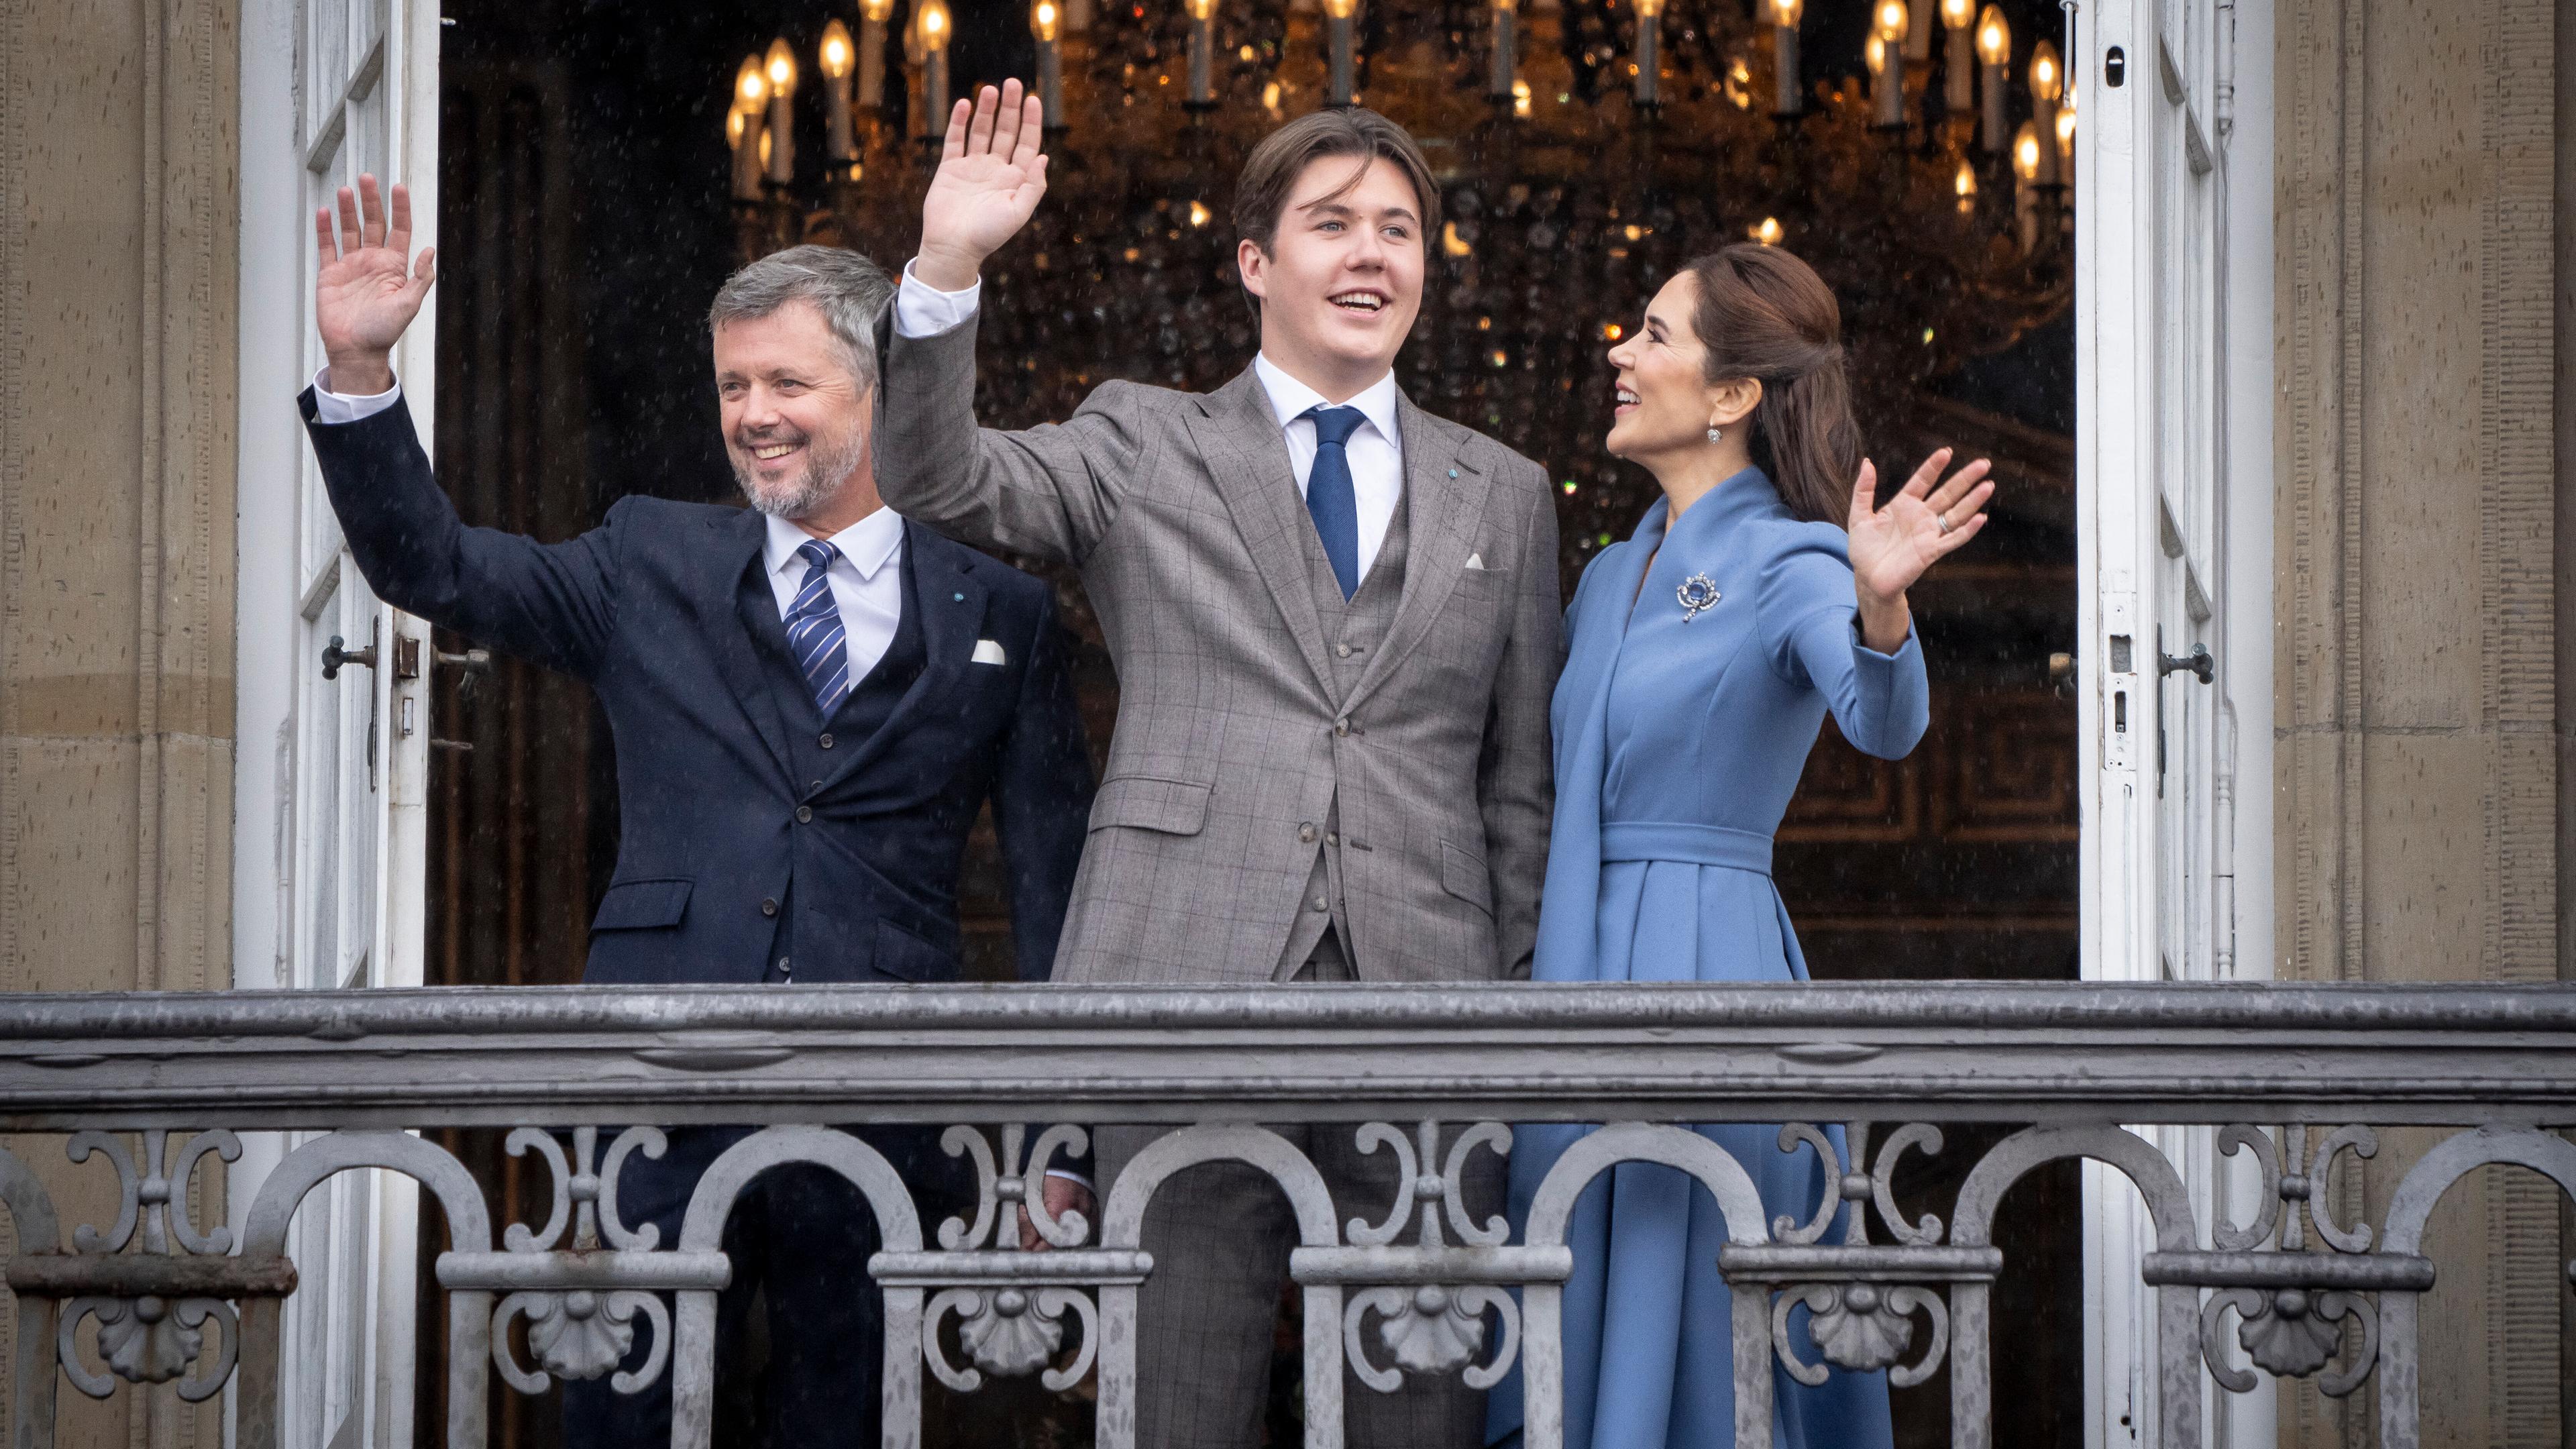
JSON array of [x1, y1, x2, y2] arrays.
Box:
[[708, 245, 896, 391]]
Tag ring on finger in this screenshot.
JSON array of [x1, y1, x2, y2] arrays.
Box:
[[1935, 511, 1953, 535]]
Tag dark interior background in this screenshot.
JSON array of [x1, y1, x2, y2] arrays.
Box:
[[420, 0, 2082, 1442]]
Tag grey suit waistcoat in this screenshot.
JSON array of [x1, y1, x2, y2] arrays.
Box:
[[1275, 471, 1413, 977]]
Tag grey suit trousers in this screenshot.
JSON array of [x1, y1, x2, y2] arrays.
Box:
[[1093, 941, 1507, 1449]]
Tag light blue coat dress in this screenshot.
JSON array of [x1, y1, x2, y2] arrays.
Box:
[[1489, 469, 1926, 1449]]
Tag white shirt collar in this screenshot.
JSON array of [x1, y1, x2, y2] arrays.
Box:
[[763, 504, 906, 583], [1252, 354, 1401, 449]]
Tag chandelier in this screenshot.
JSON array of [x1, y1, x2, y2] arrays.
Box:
[[715, 0, 2074, 567]]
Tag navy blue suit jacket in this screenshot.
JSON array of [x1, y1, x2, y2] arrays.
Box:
[[299, 389, 1093, 985]]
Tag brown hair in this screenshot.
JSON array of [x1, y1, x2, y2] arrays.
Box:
[[1684, 244, 1862, 527], [1231, 107, 1442, 273]]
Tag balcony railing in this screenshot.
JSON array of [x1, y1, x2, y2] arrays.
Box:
[[3, 981, 2573, 1448]]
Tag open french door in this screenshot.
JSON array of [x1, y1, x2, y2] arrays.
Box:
[[2076, 0, 2251, 1444], [272, 0, 441, 1441]]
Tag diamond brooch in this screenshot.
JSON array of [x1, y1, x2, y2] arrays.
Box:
[[1676, 572, 1721, 623]]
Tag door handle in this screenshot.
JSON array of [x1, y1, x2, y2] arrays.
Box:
[[2047, 651, 2078, 698], [437, 647, 494, 703], [321, 634, 378, 680], [2158, 644, 2214, 684]]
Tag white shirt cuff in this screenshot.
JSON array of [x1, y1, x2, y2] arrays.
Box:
[[1042, 1167, 1094, 1193], [311, 364, 402, 423], [894, 260, 983, 337]]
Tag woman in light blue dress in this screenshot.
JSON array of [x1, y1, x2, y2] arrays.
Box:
[[1489, 244, 1994, 1449]]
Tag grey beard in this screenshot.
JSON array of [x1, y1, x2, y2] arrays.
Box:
[[733, 427, 869, 522]]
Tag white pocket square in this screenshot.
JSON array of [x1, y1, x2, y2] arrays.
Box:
[[970, 639, 1007, 665], [1464, 553, 1486, 570]]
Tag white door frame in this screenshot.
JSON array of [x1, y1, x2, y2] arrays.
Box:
[[2073, 0, 2275, 1444], [231, 0, 439, 1442]]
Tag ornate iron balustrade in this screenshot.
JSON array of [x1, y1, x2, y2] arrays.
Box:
[[2, 981, 2573, 1449]]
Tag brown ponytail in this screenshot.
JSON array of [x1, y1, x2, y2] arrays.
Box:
[[1684, 244, 1861, 527]]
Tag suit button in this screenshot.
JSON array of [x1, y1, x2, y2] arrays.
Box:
[[1333, 718, 1350, 737], [761, 898, 779, 917], [777, 956, 792, 979], [1335, 643, 1352, 658], [818, 733, 835, 749], [1311, 895, 1330, 912], [795, 806, 814, 824], [1326, 832, 1340, 847], [1298, 823, 1318, 844]]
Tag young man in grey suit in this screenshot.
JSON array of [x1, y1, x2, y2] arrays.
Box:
[[875, 83, 1561, 1448]]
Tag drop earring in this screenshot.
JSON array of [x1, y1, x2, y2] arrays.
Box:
[[1705, 425, 1724, 444]]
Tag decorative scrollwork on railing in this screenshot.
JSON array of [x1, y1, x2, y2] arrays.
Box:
[[1776, 1281, 1951, 1389], [2200, 1286, 2377, 1398], [1734, 1122, 1967, 1393], [59, 1293, 238, 1402], [941, 1121, 1092, 1250], [2212, 1125, 2283, 1250], [1869, 1124, 1948, 1247], [1316, 1120, 1520, 1391], [494, 1288, 674, 1394], [924, 1284, 1102, 1391], [1345, 1283, 1520, 1391], [2298, 1125, 2381, 1254], [476, 1125, 699, 1397], [44, 1130, 250, 1401], [902, 1123, 1110, 1389]]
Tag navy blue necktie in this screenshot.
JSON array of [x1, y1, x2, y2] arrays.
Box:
[[1301, 405, 1366, 600], [784, 539, 852, 717]]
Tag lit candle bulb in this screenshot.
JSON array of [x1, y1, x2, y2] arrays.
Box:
[[1976, 5, 2010, 154], [1940, 0, 1974, 112], [764, 39, 796, 184], [1032, 0, 1065, 127], [1488, 0, 1517, 104], [1632, 0, 1664, 109], [1322, 0, 1356, 106], [859, 0, 893, 111], [820, 21, 856, 163], [1953, 156, 1977, 213], [912, 0, 953, 139], [1870, 0, 1907, 127], [2055, 86, 2077, 190], [1748, 215, 1783, 247], [1762, 0, 1802, 117], [2028, 40, 2062, 185], [1185, 0, 1218, 107], [731, 56, 768, 200], [2012, 119, 2041, 252]]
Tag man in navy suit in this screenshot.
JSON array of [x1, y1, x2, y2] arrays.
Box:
[[301, 176, 1093, 1447]]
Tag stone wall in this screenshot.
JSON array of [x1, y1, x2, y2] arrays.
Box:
[[2273, 0, 2568, 1443], [0, 0, 239, 1440]]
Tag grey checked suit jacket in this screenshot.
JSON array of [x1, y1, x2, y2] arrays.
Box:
[[873, 309, 1561, 984]]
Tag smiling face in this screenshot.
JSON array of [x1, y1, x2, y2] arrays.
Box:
[[1238, 154, 1426, 400], [712, 300, 879, 529], [1605, 272, 1760, 468]]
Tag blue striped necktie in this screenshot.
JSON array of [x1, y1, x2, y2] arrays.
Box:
[[1301, 405, 1365, 599], [784, 539, 851, 717]]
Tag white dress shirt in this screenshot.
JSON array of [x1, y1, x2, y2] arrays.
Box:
[[894, 263, 1405, 576], [309, 365, 907, 672], [762, 506, 906, 684]]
